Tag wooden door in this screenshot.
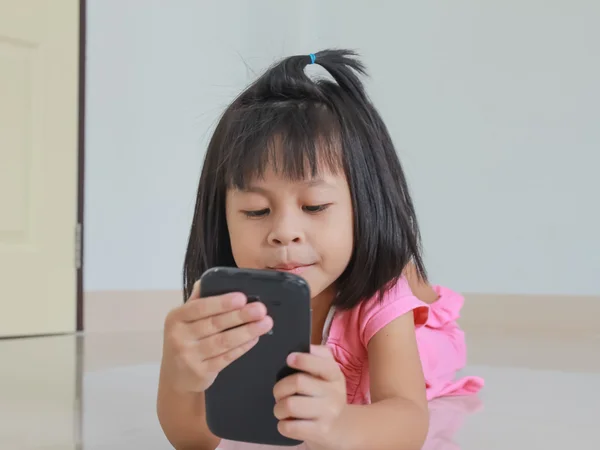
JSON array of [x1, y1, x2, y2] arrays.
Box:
[[0, 0, 80, 337]]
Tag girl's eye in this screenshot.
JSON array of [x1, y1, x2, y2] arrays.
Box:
[[303, 204, 331, 213], [243, 208, 270, 218]]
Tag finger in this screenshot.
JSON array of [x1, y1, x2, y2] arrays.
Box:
[[310, 344, 334, 358], [278, 419, 316, 441], [273, 373, 324, 401], [190, 301, 268, 339], [202, 336, 260, 373], [274, 395, 322, 420], [287, 352, 341, 382], [190, 279, 201, 300], [181, 292, 247, 322], [199, 316, 273, 359]]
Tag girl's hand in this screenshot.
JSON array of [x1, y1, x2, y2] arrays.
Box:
[[160, 280, 273, 394], [273, 345, 347, 449]]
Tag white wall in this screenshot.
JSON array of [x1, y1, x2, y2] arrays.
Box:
[[85, 0, 600, 296], [85, 0, 316, 291]]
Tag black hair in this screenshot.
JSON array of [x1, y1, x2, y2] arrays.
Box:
[[183, 49, 427, 309]]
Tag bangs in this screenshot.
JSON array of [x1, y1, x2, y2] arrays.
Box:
[[220, 101, 344, 188]]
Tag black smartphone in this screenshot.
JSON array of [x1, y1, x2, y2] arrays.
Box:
[[199, 266, 311, 447]]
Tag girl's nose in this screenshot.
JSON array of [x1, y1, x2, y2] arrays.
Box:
[[267, 214, 304, 246], [269, 234, 302, 246]]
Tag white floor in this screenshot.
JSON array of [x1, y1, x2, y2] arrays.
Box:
[[1, 332, 599, 450]]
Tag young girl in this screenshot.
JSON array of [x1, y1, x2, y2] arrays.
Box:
[[157, 49, 483, 450]]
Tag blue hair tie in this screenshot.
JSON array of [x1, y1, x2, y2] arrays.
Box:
[[309, 53, 316, 64]]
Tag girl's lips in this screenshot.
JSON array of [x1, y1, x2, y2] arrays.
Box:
[[269, 264, 314, 275]]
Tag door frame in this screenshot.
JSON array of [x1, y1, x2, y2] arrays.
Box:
[[76, 0, 86, 332]]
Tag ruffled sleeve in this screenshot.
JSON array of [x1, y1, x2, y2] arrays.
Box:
[[425, 285, 465, 329]]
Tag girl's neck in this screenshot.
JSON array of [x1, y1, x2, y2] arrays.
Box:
[[310, 285, 336, 346]]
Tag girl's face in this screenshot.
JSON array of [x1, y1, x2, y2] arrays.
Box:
[[225, 165, 354, 304]]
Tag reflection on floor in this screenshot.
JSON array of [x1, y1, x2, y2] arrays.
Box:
[[1, 330, 599, 450]]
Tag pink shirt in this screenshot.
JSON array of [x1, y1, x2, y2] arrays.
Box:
[[325, 276, 483, 404]]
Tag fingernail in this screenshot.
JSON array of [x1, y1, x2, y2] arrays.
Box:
[[287, 353, 297, 365], [259, 316, 273, 329], [231, 293, 246, 307], [247, 302, 266, 315]]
